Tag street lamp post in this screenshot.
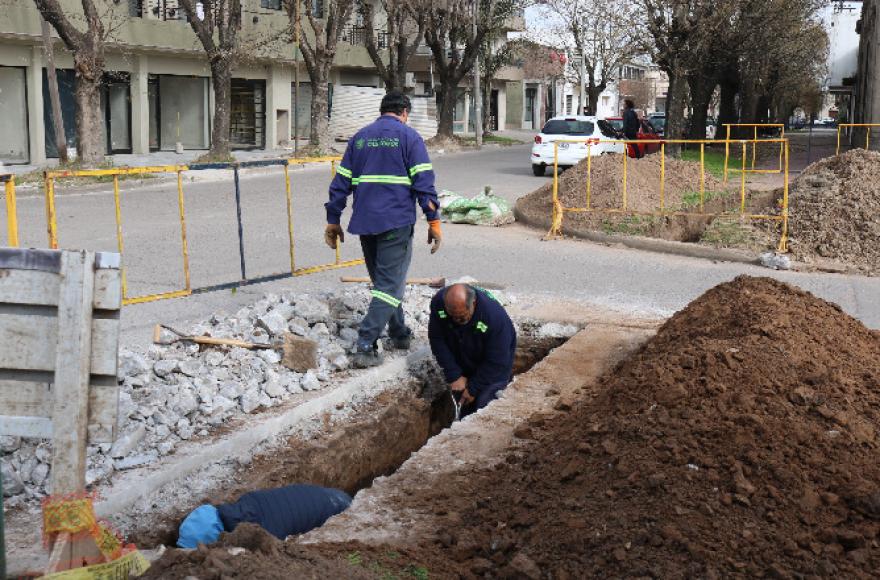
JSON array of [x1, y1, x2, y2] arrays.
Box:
[[473, 0, 483, 147]]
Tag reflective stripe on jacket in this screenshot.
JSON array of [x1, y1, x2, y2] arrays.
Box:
[[326, 115, 439, 235]]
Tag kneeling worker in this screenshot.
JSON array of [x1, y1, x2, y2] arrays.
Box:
[[428, 283, 517, 415], [177, 484, 352, 548]]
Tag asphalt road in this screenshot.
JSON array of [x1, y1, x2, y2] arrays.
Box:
[[4, 141, 879, 348]]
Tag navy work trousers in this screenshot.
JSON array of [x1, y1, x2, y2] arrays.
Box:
[[461, 381, 508, 418], [357, 225, 414, 350]]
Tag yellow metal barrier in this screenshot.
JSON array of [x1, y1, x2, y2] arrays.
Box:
[[836, 123, 880, 155], [43, 156, 359, 305], [547, 138, 791, 253], [2, 174, 18, 247], [45, 165, 190, 305], [722, 124, 785, 182]]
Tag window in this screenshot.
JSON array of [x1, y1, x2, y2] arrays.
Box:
[[565, 95, 573, 114], [541, 119, 595, 136], [312, 0, 324, 18], [261, 0, 281, 8]]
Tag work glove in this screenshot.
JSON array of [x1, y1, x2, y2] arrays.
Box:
[[324, 224, 344, 249], [427, 220, 442, 254]]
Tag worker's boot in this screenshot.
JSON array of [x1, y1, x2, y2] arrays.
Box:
[[351, 345, 383, 369], [389, 330, 412, 350]]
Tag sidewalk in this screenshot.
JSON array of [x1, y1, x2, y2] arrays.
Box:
[[0, 140, 345, 176]]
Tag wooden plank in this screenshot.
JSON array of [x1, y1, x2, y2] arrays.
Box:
[[0, 380, 116, 427], [90, 318, 120, 377], [0, 269, 61, 306], [0, 313, 57, 372], [0, 415, 52, 438], [87, 384, 118, 443], [50, 251, 94, 495], [93, 268, 121, 310]]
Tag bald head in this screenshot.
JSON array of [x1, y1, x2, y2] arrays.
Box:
[[444, 284, 477, 325]]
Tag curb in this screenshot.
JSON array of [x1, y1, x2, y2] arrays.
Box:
[[513, 204, 761, 266]]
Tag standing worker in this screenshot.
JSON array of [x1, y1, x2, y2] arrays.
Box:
[[428, 283, 517, 416], [622, 99, 643, 159], [325, 91, 442, 368]]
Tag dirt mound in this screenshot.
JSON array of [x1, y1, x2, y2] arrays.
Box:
[[517, 152, 737, 241], [786, 149, 880, 274], [426, 276, 880, 577], [144, 523, 463, 579]]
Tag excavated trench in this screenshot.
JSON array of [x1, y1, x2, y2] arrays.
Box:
[[130, 335, 566, 548]]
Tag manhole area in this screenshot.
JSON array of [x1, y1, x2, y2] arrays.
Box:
[[129, 334, 567, 548]]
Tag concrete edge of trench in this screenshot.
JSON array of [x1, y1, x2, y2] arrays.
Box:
[[7, 348, 431, 576], [512, 204, 763, 266], [301, 324, 656, 547]]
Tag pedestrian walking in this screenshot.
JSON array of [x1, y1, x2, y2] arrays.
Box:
[[325, 91, 442, 368], [623, 99, 644, 159]]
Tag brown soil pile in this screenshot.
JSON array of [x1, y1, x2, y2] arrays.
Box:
[[786, 149, 880, 274], [422, 276, 880, 578], [143, 523, 465, 579], [517, 152, 737, 241]]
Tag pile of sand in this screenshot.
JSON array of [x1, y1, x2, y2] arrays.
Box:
[[787, 149, 880, 274], [516, 152, 738, 241]]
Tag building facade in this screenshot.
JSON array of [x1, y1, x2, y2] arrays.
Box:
[[0, 0, 383, 164]]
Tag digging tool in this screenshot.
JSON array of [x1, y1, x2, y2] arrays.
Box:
[[450, 389, 464, 422], [153, 324, 277, 350], [340, 276, 446, 288]]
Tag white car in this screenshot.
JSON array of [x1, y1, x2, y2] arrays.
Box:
[[531, 116, 625, 176]]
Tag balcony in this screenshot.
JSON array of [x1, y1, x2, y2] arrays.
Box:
[[129, 0, 189, 21], [341, 25, 389, 49]]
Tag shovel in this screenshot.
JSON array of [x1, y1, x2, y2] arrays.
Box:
[[152, 324, 278, 350]]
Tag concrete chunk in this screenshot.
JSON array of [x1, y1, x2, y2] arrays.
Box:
[[282, 333, 318, 372]]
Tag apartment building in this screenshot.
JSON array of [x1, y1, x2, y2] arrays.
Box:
[[0, 0, 382, 164]]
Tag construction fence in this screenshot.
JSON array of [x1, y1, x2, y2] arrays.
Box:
[[837, 123, 880, 155], [722, 124, 786, 181], [4, 156, 362, 306], [546, 138, 791, 252]]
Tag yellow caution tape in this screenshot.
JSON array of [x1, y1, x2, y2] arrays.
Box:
[[43, 496, 98, 537], [39, 549, 151, 580]]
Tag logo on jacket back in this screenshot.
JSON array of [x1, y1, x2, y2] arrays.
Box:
[[355, 138, 366, 150], [367, 137, 400, 148]]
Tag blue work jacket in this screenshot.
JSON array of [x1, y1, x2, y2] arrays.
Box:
[[428, 286, 517, 398], [326, 115, 439, 236], [216, 484, 352, 540]]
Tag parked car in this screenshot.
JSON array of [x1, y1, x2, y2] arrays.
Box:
[[530, 116, 625, 176], [605, 117, 664, 156], [647, 113, 666, 136]]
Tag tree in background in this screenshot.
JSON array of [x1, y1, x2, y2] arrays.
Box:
[[479, 35, 522, 133], [424, 0, 519, 140], [33, 0, 116, 165], [287, 0, 358, 151], [179, 0, 242, 159], [543, 0, 641, 115], [361, 0, 427, 93]]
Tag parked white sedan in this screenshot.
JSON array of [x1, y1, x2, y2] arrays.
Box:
[[530, 116, 625, 176]]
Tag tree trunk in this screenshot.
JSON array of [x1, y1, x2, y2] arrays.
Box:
[[717, 75, 738, 139], [209, 58, 233, 157], [664, 68, 688, 157], [587, 87, 600, 116], [42, 18, 68, 164], [436, 83, 457, 139], [309, 69, 331, 150], [687, 74, 714, 140], [73, 52, 105, 165]]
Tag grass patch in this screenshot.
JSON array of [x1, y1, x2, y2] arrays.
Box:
[[680, 188, 732, 208], [680, 147, 726, 179], [192, 151, 236, 164], [600, 214, 659, 236], [461, 134, 524, 146], [13, 160, 156, 188], [700, 214, 767, 249], [346, 550, 430, 579]]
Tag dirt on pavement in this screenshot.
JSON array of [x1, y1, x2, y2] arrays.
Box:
[[142, 276, 880, 578]]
